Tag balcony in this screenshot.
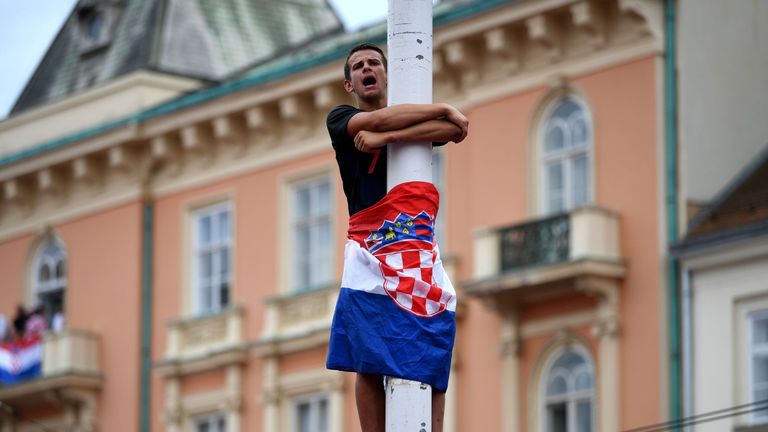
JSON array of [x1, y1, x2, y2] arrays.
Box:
[[0, 329, 102, 405], [255, 285, 338, 356], [157, 306, 247, 377], [465, 207, 626, 304]]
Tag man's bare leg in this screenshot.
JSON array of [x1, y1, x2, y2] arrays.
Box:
[[356, 373, 385, 432], [357, 374, 446, 432], [432, 391, 446, 432]]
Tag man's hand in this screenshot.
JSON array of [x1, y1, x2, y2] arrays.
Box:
[[444, 105, 469, 143], [354, 130, 389, 153]]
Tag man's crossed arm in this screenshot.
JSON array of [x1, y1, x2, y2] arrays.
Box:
[[348, 103, 469, 153]]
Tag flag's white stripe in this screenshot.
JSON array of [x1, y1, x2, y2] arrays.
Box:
[[16, 344, 42, 369], [341, 240, 457, 312], [0, 343, 42, 373], [0, 349, 11, 370]]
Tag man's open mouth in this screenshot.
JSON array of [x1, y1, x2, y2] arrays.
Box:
[[363, 76, 377, 87]]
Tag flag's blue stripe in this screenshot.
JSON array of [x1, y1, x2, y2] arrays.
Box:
[[0, 361, 41, 385], [326, 287, 455, 392]]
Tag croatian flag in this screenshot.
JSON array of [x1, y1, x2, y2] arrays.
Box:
[[0, 337, 43, 385], [326, 181, 456, 391]]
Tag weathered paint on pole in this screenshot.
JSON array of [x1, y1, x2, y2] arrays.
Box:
[[386, 0, 434, 430], [386, 377, 432, 431], [387, 0, 434, 191]]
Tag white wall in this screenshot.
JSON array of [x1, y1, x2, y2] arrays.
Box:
[[678, 0, 768, 204], [690, 239, 768, 431]]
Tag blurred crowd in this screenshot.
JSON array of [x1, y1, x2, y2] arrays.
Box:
[[0, 304, 64, 344]]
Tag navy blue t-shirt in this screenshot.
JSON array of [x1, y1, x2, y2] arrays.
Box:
[[327, 104, 447, 216], [327, 104, 388, 216]]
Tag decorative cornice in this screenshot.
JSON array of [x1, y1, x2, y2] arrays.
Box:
[[155, 347, 248, 378], [619, 0, 664, 40], [0, 0, 663, 233]]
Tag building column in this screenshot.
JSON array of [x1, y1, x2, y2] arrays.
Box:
[[444, 352, 459, 432], [328, 372, 345, 432], [262, 357, 279, 432], [76, 391, 97, 432], [164, 377, 181, 432], [226, 365, 242, 432], [500, 310, 522, 432], [579, 276, 621, 432]]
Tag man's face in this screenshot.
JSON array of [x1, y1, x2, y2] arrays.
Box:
[[344, 49, 387, 104]]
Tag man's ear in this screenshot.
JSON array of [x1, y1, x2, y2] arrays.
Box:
[[343, 79, 354, 93]]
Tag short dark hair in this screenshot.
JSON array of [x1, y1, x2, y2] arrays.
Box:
[[344, 43, 388, 80]]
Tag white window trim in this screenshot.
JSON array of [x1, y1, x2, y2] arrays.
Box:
[[535, 94, 595, 216], [32, 237, 67, 295], [28, 233, 67, 317], [263, 366, 344, 432], [538, 343, 596, 432], [189, 200, 234, 316], [749, 309, 768, 424], [736, 296, 768, 427], [281, 169, 336, 294], [292, 392, 329, 432], [193, 412, 227, 432]]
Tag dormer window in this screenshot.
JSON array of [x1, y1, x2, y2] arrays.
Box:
[[84, 12, 103, 42], [77, 3, 115, 54]]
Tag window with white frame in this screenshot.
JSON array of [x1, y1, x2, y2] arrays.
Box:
[[192, 202, 232, 315], [750, 310, 768, 423], [542, 347, 595, 432], [291, 176, 332, 292], [539, 96, 593, 215], [32, 237, 67, 324], [294, 394, 328, 432], [194, 413, 227, 432]]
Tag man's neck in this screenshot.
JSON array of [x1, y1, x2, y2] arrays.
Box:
[[358, 97, 387, 112]]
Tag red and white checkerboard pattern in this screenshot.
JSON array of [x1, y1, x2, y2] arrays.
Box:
[[379, 249, 453, 317]]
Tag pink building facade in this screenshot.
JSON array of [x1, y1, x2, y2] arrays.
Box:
[[0, 1, 677, 431]]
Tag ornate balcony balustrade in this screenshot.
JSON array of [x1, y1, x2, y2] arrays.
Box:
[[42, 329, 101, 377], [256, 285, 338, 356], [0, 329, 102, 414], [499, 213, 571, 271], [158, 307, 246, 377], [469, 207, 625, 299]]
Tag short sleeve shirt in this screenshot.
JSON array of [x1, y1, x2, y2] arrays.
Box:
[[327, 104, 388, 216]]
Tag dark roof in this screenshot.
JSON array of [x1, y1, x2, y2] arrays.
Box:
[[673, 144, 768, 255], [11, 0, 343, 115]]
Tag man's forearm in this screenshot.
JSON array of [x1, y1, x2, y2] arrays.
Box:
[[353, 104, 452, 134], [353, 119, 467, 153], [385, 119, 463, 145]]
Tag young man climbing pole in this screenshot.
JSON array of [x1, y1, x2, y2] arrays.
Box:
[[325, 43, 468, 432]]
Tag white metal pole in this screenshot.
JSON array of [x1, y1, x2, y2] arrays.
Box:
[[386, 1, 434, 430], [386, 377, 432, 431], [387, 0, 434, 191]]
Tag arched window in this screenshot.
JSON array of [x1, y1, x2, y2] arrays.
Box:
[[542, 347, 595, 432], [32, 237, 67, 324], [539, 96, 593, 215]]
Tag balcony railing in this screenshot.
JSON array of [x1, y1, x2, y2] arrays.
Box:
[[43, 329, 101, 377], [0, 329, 102, 404], [261, 285, 338, 342], [499, 213, 570, 271], [474, 207, 623, 283], [165, 306, 244, 360]]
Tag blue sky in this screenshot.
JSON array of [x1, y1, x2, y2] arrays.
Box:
[[0, 0, 390, 119]]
